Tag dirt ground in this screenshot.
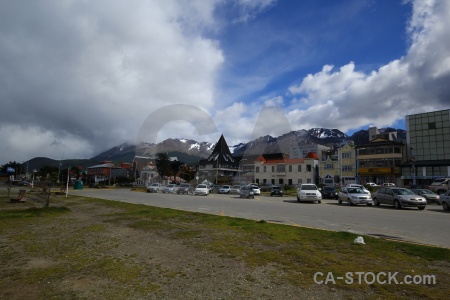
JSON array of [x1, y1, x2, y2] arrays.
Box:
[[0, 190, 431, 299]]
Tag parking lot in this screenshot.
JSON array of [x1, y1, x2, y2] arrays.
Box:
[[72, 188, 450, 248]]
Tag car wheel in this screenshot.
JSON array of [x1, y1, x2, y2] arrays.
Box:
[[338, 198, 342, 204], [418, 206, 426, 210], [394, 200, 402, 209], [367, 203, 373, 206], [373, 198, 380, 206], [443, 202, 450, 211], [297, 195, 301, 203], [318, 200, 321, 204]]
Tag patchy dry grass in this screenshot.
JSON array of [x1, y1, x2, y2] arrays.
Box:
[[0, 190, 448, 299]]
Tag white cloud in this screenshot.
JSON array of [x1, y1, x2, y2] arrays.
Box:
[[0, 0, 225, 163], [286, 0, 450, 133]]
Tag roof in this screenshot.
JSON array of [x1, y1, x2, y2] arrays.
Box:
[[305, 152, 319, 159], [206, 134, 238, 168], [88, 163, 115, 169], [256, 153, 306, 164]]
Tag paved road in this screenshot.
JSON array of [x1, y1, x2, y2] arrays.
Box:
[[70, 188, 450, 248]]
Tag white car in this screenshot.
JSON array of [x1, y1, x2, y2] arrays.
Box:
[[438, 190, 450, 211], [219, 185, 231, 194], [249, 184, 261, 195], [366, 182, 379, 187], [296, 183, 322, 203], [194, 184, 209, 196], [338, 187, 373, 206]]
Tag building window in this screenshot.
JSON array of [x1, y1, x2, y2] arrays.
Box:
[[277, 165, 285, 172], [298, 179, 302, 184], [288, 179, 293, 185], [298, 165, 302, 172], [272, 166, 275, 172], [307, 165, 312, 172], [263, 166, 266, 173], [342, 152, 352, 159], [342, 165, 352, 172], [307, 178, 311, 183], [289, 165, 292, 172], [255, 166, 260, 173], [279, 179, 284, 185], [428, 122, 436, 129], [324, 164, 334, 170]]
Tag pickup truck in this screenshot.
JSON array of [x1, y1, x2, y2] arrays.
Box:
[[428, 178, 450, 195]]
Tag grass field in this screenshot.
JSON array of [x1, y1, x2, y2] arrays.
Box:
[[0, 189, 448, 299]]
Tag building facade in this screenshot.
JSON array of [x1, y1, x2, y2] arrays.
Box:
[[402, 109, 450, 186], [254, 153, 319, 186], [198, 135, 239, 184], [356, 138, 405, 185], [338, 142, 357, 185]]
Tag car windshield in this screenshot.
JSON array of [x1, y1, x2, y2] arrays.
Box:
[[393, 189, 414, 195], [301, 185, 317, 190], [420, 189, 435, 194], [197, 185, 206, 188], [272, 187, 281, 190], [324, 187, 335, 191], [232, 186, 240, 189], [222, 186, 230, 189], [348, 188, 364, 194]]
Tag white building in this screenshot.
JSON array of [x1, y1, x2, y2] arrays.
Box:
[[253, 153, 319, 186]]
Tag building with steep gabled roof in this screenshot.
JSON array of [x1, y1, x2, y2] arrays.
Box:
[[198, 135, 239, 184]]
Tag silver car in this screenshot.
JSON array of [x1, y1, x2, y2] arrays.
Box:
[[438, 191, 450, 211], [373, 187, 427, 210], [239, 185, 255, 199], [338, 187, 373, 206], [410, 189, 440, 204]]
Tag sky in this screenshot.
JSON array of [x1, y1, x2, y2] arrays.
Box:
[[1, 0, 449, 164]]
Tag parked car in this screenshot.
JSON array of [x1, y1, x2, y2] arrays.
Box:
[[338, 187, 373, 206], [249, 184, 261, 195], [410, 189, 440, 204], [162, 184, 176, 193], [211, 185, 221, 193], [428, 178, 450, 195], [229, 185, 241, 194], [345, 184, 370, 195], [239, 185, 255, 199], [296, 184, 322, 203], [438, 191, 450, 211], [194, 184, 209, 196], [366, 182, 379, 187], [176, 183, 193, 194], [18, 181, 31, 186], [147, 183, 162, 193], [321, 186, 338, 199], [270, 186, 283, 197], [373, 187, 427, 210], [219, 185, 231, 194], [260, 183, 274, 192]]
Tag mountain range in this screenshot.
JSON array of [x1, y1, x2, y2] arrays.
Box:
[[24, 127, 406, 171]]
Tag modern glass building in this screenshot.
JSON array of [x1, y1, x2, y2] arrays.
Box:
[[402, 109, 450, 185]]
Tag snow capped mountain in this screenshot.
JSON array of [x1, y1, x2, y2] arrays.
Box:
[[89, 127, 405, 164]]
